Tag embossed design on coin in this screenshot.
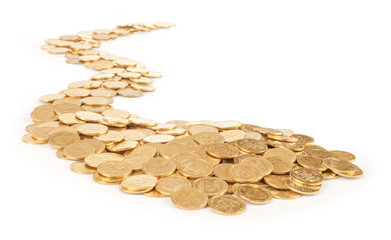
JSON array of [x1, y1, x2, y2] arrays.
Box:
[[232, 183, 272, 204], [208, 195, 246, 215]]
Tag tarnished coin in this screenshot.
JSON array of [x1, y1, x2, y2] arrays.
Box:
[[208, 195, 246, 216], [228, 164, 264, 183], [171, 187, 208, 210], [192, 177, 228, 196], [206, 143, 239, 159], [155, 176, 192, 196], [232, 183, 272, 204]]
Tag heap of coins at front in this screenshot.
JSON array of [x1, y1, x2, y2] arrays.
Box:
[[23, 22, 363, 216]]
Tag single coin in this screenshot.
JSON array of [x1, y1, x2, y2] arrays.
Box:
[[264, 156, 292, 174], [208, 195, 246, 216], [84, 152, 124, 168], [80, 139, 105, 153], [232, 183, 272, 204], [285, 178, 321, 195], [213, 164, 235, 182], [229, 164, 264, 183], [244, 131, 263, 141], [214, 120, 242, 130], [77, 123, 108, 136], [219, 130, 246, 142], [264, 174, 290, 190], [143, 134, 174, 143], [70, 161, 96, 174], [75, 111, 103, 122], [93, 172, 123, 185], [304, 144, 327, 151], [188, 125, 218, 135], [159, 142, 193, 158], [323, 157, 357, 174], [48, 129, 80, 149], [297, 155, 327, 171], [95, 130, 125, 143], [155, 176, 192, 196], [178, 158, 213, 178], [240, 157, 274, 176], [102, 109, 130, 119], [329, 150, 356, 162], [263, 148, 296, 163], [322, 170, 340, 180], [306, 149, 334, 159], [142, 157, 176, 177], [171, 187, 208, 211], [39, 93, 65, 103], [59, 113, 84, 125], [122, 129, 147, 141], [63, 141, 95, 160], [143, 189, 167, 198], [235, 139, 268, 154], [206, 143, 239, 159], [97, 161, 132, 178], [267, 188, 301, 200], [290, 167, 324, 186], [234, 154, 259, 164], [22, 134, 47, 144], [333, 165, 363, 178], [124, 154, 153, 171], [194, 132, 225, 145], [128, 145, 156, 157], [106, 140, 138, 152], [81, 96, 113, 106], [31, 105, 58, 123], [31, 126, 55, 141], [89, 89, 117, 97], [193, 177, 228, 196], [268, 135, 298, 143], [120, 174, 158, 193], [292, 134, 314, 145]]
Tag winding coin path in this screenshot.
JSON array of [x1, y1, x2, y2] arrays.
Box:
[[23, 22, 363, 215]]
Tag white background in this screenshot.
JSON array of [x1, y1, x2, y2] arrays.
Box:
[[1, 0, 390, 239]]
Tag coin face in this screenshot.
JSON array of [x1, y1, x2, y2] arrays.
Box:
[[228, 164, 264, 183], [124, 155, 153, 171], [290, 168, 324, 185], [77, 123, 108, 136], [70, 161, 96, 174], [155, 176, 191, 196], [171, 187, 208, 210], [264, 174, 290, 190], [206, 143, 239, 159], [178, 159, 213, 178], [208, 195, 246, 215], [97, 161, 132, 178], [329, 150, 356, 162], [84, 153, 124, 168], [267, 188, 301, 200], [63, 141, 95, 160], [194, 132, 225, 145], [292, 134, 314, 145], [285, 178, 321, 195], [232, 183, 272, 204], [235, 138, 268, 154], [264, 156, 292, 174], [120, 174, 158, 193], [239, 157, 274, 176], [192, 177, 228, 196], [263, 148, 296, 163], [323, 157, 356, 173], [297, 155, 327, 171], [213, 164, 235, 182], [142, 157, 176, 177]]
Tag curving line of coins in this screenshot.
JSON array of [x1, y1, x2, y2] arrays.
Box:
[[23, 22, 363, 216]]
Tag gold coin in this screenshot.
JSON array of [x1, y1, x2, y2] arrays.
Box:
[[267, 135, 298, 143], [102, 109, 130, 119], [80, 139, 105, 153], [306, 149, 334, 159], [70, 161, 96, 174], [178, 159, 213, 178], [228, 164, 264, 183], [89, 89, 117, 97], [235, 138, 268, 154], [22, 134, 47, 144], [143, 189, 167, 198], [329, 150, 356, 162], [208, 195, 246, 215], [39, 93, 65, 103], [323, 157, 357, 174], [31, 105, 58, 123], [239, 157, 273, 176], [81, 105, 112, 113], [93, 172, 123, 185], [143, 134, 174, 143], [232, 183, 272, 204], [103, 81, 128, 90], [48, 129, 80, 149], [264, 174, 290, 190], [297, 155, 327, 171], [81, 96, 113, 106], [77, 123, 108, 136], [194, 132, 225, 145], [322, 170, 340, 180], [157, 128, 186, 136], [264, 156, 292, 174], [85, 59, 114, 70], [54, 103, 83, 115], [124, 154, 153, 171], [206, 143, 239, 159], [95, 130, 124, 143], [219, 130, 246, 142], [84, 152, 124, 168], [267, 188, 301, 200], [120, 174, 158, 193], [31, 126, 55, 141], [171, 187, 208, 211], [213, 163, 235, 182], [155, 176, 192, 196], [188, 125, 218, 135], [63, 141, 96, 160], [131, 83, 155, 92], [244, 131, 263, 141], [290, 167, 324, 186], [304, 144, 327, 151], [25, 124, 39, 133], [59, 113, 84, 125], [97, 161, 132, 178], [122, 129, 147, 141], [142, 157, 176, 177], [192, 177, 228, 196], [292, 134, 314, 145], [214, 120, 242, 130], [159, 142, 193, 158], [129, 117, 157, 127], [127, 145, 156, 157], [271, 141, 305, 152], [333, 165, 363, 178], [285, 178, 320, 195], [191, 147, 221, 166], [117, 88, 143, 97], [263, 148, 296, 163], [75, 111, 103, 122], [106, 140, 138, 152]]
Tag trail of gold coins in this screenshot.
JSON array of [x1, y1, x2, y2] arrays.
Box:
[[23, 22, 363, 216]]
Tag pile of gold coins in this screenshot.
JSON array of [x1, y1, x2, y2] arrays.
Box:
[[23, 22, 363, 215]]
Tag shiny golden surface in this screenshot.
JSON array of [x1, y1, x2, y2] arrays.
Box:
[[23, 22, 363, 216]]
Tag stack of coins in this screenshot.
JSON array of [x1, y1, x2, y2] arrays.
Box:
[[23, 22, 364, 216]]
